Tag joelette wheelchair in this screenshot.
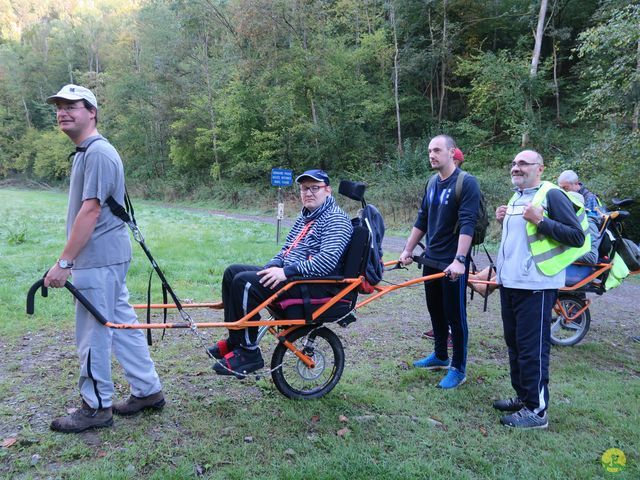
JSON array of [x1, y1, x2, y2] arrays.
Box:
[[27, 181, 445, 400]]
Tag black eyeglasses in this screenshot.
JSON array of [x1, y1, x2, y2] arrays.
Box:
[[510, 161, 541, 168], [299, 185, 327, 194]]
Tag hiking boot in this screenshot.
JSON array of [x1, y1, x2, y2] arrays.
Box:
[[207, 339, 233, 359], [213, 346, 264, 379], [500, 407, 548, 429], [50, 400, 113, 433], [421, 330, 453, 348], [437, 367, 466, 389], [413, 352, 450, 370], [493, 397, 525, 412], [113, 391, 165, 416]]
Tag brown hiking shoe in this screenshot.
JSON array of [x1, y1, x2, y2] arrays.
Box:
[[113, 391, 165, 416], [50, 400, 113, 433]]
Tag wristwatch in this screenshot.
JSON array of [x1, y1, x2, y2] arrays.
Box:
[[454, 255, 466, 264], [58, 259, 74, 269]]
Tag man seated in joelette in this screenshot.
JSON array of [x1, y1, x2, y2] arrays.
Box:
[[209, 169, 353, 377]]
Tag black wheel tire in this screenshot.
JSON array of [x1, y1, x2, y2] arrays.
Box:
[[551, 295, 591, 346], [270, 326, 345, 400]]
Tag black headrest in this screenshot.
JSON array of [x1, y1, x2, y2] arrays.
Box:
[[339, 180, 367, 202], [612, 198, 633, 208]]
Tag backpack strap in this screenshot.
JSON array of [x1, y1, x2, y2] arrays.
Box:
[[67, 136, 106, 161], [455, 171, 467, 203], [426, 173, 438, 201]]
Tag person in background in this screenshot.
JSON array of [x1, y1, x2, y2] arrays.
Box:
[[557, 170, 604, 217]]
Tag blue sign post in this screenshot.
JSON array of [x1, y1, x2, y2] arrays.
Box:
[[271, 168, 293, 187], [271, 168, 294, 243]]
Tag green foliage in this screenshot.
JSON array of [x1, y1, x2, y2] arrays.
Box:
[[0, 0, 637, 214], [575, 3, 640, 127], [455, 49, 548, 141]]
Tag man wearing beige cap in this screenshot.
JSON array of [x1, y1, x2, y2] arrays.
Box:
[[44, 84, 164, 433]]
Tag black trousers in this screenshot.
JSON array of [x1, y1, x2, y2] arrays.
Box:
[[222, 264, 339, 347], [499, 287, 557, 414], [423, 264, 469, 374]]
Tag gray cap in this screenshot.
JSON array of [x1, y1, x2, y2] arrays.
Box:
[[46, 84, 98, 109]]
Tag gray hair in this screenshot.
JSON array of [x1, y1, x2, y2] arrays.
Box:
[[558, 169, 579, 184]]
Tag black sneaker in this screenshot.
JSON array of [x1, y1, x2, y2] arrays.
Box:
[[207, 339, 233, 359], [213, 346, 264, 379], [500, 407, 548, 429], [493, 397, 525, 412]]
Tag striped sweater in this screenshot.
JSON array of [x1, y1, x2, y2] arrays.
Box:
[[265, 195, 353, 278]]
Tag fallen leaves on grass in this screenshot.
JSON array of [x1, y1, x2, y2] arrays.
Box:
[[336, 427, 350, 437], [2, 437, 17, 448], [338, 415, 349, 423], [479, 426, 488, 437]]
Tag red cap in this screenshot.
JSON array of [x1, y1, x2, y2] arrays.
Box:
[[453, 148, 464, 165]]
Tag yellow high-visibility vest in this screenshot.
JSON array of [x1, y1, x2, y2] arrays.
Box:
[[509, 181, 590, 276]]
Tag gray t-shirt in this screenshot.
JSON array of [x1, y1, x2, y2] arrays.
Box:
[[67, 135, 132, 269]]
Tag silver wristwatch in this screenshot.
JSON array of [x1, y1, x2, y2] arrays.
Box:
[[58, 259, 74, 269]]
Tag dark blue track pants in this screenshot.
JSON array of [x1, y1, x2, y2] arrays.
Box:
[[423, 265, 469, 374], [499, 287, 557, 414]]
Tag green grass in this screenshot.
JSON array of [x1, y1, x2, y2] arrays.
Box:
[[1, 187, 639, 479]]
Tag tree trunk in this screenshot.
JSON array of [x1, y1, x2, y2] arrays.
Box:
[[202, 33, 219, 169], [389, 2, 402, 154], [21, 96, 32, 129], [438, 0, 448, 124], [633, 38, 640, 132], [427, 9, 435, 117], [529, 0, 547, 77], [522, 0, 548, 147], [553, 40, 560, 124]]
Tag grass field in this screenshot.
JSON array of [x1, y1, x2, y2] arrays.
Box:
[[1, 187, 638, 479]]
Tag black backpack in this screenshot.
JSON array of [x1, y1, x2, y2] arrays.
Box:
[[426, 171, 488, 246], [360, 204, 385, 286]]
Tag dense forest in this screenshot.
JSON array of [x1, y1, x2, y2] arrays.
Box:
[[0, 0, 638, 231]]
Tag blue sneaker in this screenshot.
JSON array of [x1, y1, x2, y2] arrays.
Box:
[[413, 352, 450, 370], [437, 367, 466, 389]]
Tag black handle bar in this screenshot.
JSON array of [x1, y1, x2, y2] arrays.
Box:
[[26, 278, 109, 326]]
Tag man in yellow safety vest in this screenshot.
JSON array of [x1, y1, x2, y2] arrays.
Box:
[[492, 150, 587, 429]]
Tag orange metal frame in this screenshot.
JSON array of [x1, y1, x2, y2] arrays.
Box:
[[121, 258, 634, 333], [125, 266, 446, 330]]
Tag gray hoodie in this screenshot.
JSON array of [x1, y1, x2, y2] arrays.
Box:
[[497, 184, 585, 290]]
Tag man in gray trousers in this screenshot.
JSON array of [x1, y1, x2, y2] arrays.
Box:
[[44, 84, 164, 433]]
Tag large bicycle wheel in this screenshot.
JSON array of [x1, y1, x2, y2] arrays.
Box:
[[271, 326, 345, 400], [550, 295, 591, 346]]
